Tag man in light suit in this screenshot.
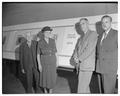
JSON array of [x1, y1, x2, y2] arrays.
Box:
[[96, 15, 118, 93], [73, 18, 98, 93]]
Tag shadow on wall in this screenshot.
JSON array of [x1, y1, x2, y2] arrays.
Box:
[[95, 21, 104, 71], [95, 21, 104, 36], [15, 36, 27, 60], [37, 31, 44, 40], [75, 22, 84, 38], [15, 36, 27, 92], [95, 21, 104, 93], [75, 21, 104, 37]]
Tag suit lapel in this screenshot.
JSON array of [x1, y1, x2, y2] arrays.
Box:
[[80, 30, 91, 53], [106, 28, 113, 40], [82, 31, 90, 43], [102, 29, 113, 46], [97, 33, 103, 51], [31, 41, 36, 64]]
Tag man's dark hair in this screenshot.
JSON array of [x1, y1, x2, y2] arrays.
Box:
[[101, 15, 112, 22]]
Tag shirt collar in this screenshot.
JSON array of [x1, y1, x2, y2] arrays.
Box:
[[105, 27, 111, 35]]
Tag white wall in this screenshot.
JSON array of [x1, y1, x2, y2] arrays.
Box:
[[3, 13, 118, 68]]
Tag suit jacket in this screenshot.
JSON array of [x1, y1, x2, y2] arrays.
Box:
[[96, 28, 118, 74], [73, 30, 98, 71], [19, 40, 38, 71]]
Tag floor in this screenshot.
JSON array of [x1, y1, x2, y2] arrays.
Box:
[[2, 59, 117, 94]]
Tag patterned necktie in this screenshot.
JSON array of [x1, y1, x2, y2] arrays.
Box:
[[101, 32, 107, 45], [104, 32, 107, 39]]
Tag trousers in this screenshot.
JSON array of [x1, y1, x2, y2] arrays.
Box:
[[25, 67, 39, 93], [77, 70, 93, 93], [102, 73, 117, 93]]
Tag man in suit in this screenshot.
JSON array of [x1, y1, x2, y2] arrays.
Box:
[[96, 15, 118, 93], [73, 18, 98, 93], [19, 33, 40, 93]]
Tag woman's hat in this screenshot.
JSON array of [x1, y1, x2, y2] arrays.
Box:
[[41, 26, 52, 33]]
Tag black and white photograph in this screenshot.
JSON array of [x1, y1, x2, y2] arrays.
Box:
[[2, 1, 118, 94]]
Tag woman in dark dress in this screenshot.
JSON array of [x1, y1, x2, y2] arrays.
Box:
[[37, 26, 57, 93]]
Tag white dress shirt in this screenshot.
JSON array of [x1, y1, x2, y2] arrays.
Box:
[[100, 28, 111, 45]]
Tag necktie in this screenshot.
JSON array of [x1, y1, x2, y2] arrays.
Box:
[[104, 32, 107, 39], [101, 32, 107, 45]]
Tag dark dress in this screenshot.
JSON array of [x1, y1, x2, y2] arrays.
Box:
[[37, 38, 57, 89]]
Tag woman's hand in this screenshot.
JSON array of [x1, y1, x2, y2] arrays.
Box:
[[37, 54, 42, 72], [38, 65, 42, 72], [75, 63, 80, 74], [74, 57, 79, 64], [21, 69, 25, 74]]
